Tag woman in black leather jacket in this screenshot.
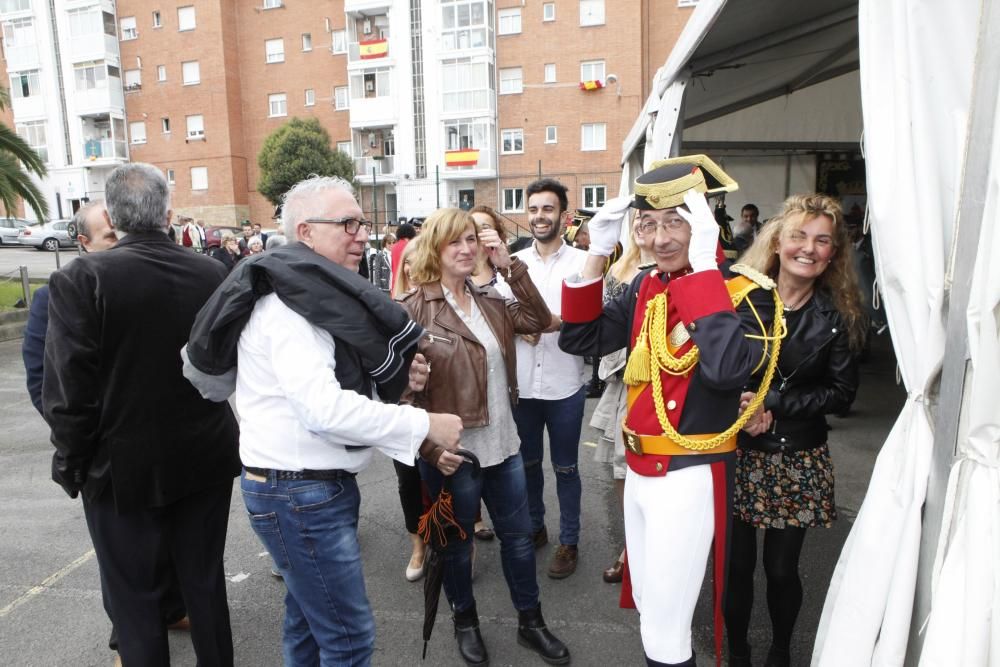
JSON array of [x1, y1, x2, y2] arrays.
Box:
[[725, 194, 867, 667]]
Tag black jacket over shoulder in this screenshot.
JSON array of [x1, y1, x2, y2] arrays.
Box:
[[43, 232, 241, 510], [743, 289, 858, 453]]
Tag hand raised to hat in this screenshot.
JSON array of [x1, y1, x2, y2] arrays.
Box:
[[587, 195, 632, 256], [677, 190, 720, 273]]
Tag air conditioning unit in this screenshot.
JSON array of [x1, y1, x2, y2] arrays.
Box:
[[363, 19, 372, 34]]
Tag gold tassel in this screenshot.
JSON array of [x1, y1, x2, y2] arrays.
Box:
[[623, 331, 652, 386]]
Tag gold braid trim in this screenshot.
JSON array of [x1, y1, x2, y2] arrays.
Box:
[[624, 286, 786, 451]]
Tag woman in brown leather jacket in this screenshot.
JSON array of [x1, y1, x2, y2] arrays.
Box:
[[398, 208, 570, 667], [724, 194, 866, 667]]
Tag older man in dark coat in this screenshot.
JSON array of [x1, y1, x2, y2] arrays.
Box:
[[43, 163, 240, 666]]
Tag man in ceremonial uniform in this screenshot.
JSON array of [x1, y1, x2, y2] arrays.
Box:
[[559, 156, 783, 667]]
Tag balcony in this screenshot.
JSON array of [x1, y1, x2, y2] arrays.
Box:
[[80, 114, 126, 164], [441, 148, 496, 179], [67, 32, 118, 63], [11, 93, 45, 119], [354, 155, 395, 179], [348, 38, 389, 63], [83, 137, 126, 161], [3, 43, 39, 71], [344, 0, 390, 13], [75, 80, 124, 116]]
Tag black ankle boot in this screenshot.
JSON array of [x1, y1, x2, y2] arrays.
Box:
[[453, 604, 489, 666], [517, 604, 570, 665]]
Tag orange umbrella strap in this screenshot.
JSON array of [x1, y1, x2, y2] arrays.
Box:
[[417, 489, 469, 547]]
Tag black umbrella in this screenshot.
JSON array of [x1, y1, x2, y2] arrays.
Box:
[[417, 449, 481, 659]]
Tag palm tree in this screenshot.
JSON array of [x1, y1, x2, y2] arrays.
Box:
[[0, 86, 48, 221]]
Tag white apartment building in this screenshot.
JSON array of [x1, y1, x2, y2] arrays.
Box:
[[2, 0, 127, 221]]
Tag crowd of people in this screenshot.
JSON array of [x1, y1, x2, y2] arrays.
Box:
[[24, 157, 869, 667]]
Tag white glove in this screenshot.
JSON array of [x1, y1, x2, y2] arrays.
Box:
[[677, 190, 719, 273], [587, 195, 632, 256]]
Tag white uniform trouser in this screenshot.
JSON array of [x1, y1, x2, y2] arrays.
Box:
[[624, 464, 715, 664]]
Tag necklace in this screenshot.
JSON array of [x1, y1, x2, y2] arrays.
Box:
[[781, 288, 813, 311]]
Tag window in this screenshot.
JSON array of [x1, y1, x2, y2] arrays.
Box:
[[268, 93, 287, 117], [74, 61, 108, 91], [265, 38, 285, 63], [129, 121, 146, 144], [66, 8, 114, 37], [349, 68, 391, 99], [166, 168, 175, 185], [499, 67, 522, 95], [544, 63, 556, 83], [156, 65, 166, 81], [301, 33, 312, 51], [123, 68, 141, 90], [161, 117, 170, 133], [545, 125, 557, 143], [581, 122, 606, 151], [501, 128, 523, 154], [9, 70, 40, 99], [2, 17, 36, 51], [15, 120, 47, 162], [440, 0, 491, 51], [502, 188, 524, 213], [543, 3, 556, 21], [443, 118, 493, 169], [263, 0, 282, 7], [582, 185, 607, 209], [186, 114, 204, 139], [304, 88, 315, 106], [177, 6, 195, 31], [498, 8, 521, 35], [336, 141, 352, 156], [579, 0, 605, 26], [0, 0, 31, 12], [181, 60, 200, 85], [334, 86, 349, 110], [678, 0, 699, 6], [120, 16, 137, 40], [152, 11, 162, 28], [580, 59, 605, 83], [190, 166, 208, 191], [441, 58, 493, 112], [331, 30, 347, 54]]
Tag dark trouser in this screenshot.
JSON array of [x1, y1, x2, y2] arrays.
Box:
[[724, 518, 808, 656], [83, 481, 235, 667], [102, 549, 187, 650], [392, 458, 426, 535], [418, 453, 539, 613]]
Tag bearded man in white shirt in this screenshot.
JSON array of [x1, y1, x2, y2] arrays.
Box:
[[230, 176, 465, 666]]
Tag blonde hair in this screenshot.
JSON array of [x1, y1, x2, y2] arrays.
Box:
[[609, 216, 649, 284], [392, 237, 422, 298], [408, 208, 478, 285], [740, 193, 866, 351]]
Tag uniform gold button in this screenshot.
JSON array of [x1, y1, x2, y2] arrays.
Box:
[[655, 462, 664, 472], [688, 322, 697, 332], [667, 399, 677, 410]]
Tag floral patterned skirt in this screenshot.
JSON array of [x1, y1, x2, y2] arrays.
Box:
[[733, 444, 837, 529]]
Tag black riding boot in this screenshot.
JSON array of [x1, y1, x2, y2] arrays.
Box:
[[517, 604, 570, 665], [453, 603, 489, 666]]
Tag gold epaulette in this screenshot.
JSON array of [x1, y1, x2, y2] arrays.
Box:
[[729, 263, 776, 290]]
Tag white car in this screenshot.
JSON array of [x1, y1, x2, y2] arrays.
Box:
[[17, 220, 77, 251], [0, 218, 30, 245]]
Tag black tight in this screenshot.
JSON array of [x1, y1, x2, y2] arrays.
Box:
[[725, 519, 808, 656], [392, 459, 425, 534]]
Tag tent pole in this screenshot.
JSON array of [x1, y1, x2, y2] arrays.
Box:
[[909, 0, 1000, 662]]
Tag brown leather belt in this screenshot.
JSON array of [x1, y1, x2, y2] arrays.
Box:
[[622, 423, 737, 456]]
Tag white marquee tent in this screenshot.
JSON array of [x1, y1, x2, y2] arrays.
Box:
[[617, 1, 1000, 664]]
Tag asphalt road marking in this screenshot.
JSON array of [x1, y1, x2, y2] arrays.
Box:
[[0, 548, 95, 618]]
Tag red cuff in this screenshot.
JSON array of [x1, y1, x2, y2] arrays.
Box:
[[561, 278, 603, 323], [670, 270, 733, 324]]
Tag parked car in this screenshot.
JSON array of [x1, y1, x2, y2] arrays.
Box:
[[204, 225, 243, 250], [0, 218, 31, 245], [17, 220, 77, 251]]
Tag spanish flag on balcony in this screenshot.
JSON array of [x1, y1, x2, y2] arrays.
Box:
[[445, 149, 480, 167], [579, 80, 604, 91], [359, 38, 388, 59]]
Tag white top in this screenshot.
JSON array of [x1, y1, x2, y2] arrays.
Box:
[[442, 286, 520, 467], [235, 294, 429, 473], [511, 241, 588, 400]]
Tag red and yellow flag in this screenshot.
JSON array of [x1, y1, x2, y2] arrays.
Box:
[[359, 39, 388, 59], [579, 80, 604, 91], [445, 149, 480, 167]]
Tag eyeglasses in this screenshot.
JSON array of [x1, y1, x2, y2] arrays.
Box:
[[304, 217, 372, 235], [636, 218, 687, 235]]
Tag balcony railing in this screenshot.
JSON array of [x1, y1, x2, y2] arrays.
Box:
[[3, 44, 39, 70], [83, 137, 126, 160], [354, 155, 394, 178], [348, 38, 388, 63]]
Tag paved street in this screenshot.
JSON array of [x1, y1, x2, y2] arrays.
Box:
[[0, 245, 81, 285], [0, 335, 903, 666]]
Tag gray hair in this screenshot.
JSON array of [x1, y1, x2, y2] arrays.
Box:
[[72, 200, 106, 240], [280, 175, 356, 240], [265, 233, 288, 250], [105, 163, 170, 233]]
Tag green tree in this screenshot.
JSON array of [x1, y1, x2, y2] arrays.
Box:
[[257, 117, 356, 206], [0, 87, 48, 221]]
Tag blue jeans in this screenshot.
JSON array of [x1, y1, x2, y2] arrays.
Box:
[[418, 453, 539, 613], [513, 386, 587, 546], [241, 470, 374, 667]]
